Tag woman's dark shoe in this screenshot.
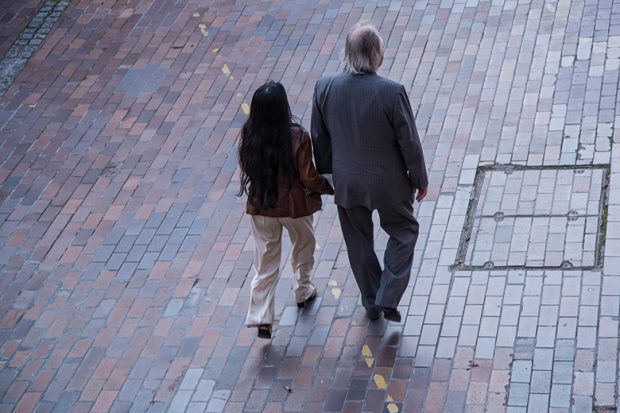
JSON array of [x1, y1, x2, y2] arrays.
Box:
[[257, 324, 272, 339], [297, 288, 317, 308], [380, 307, 402, 323]]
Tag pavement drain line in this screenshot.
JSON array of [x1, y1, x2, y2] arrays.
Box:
[[0, 0, 70, 99]]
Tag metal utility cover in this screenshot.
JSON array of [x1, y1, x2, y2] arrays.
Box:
[[453, 165, 609, 271]]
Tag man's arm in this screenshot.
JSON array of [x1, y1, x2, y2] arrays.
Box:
[[311, 81, 332, 174], [392, 85, 428, 200]]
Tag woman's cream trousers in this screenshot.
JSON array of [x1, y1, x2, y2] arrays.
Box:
[[245, 214, 317, 327]]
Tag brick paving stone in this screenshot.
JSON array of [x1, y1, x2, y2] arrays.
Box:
[[1, 0, 620, 412]]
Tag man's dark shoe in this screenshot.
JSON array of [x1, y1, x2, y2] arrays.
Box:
[[380, 307, 402, 323], [366, 307, 380, 321]]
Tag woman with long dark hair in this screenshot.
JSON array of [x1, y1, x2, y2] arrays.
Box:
[[239, 81, 333, 339]]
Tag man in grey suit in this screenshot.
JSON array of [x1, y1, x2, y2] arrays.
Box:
[[311, 22, 428, 322]]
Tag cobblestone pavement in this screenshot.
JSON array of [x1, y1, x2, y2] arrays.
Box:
[[0, 0, 71, 98], [1, 0, 620, 412], [0, 0, 46, 57]]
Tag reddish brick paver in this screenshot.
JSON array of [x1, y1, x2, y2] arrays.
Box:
[[1, 0, 620, 413]]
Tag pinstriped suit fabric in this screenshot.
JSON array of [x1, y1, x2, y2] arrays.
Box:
[[311, 72, 428, 209]]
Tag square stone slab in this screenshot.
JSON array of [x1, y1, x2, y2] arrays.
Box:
[[454, 165, 609, 270], [117, 64, 169, 97]]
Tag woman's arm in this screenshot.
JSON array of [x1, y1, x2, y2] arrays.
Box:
[[297, 130, 334, 195]]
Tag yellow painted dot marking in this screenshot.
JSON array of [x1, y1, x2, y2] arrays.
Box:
[[193, 12, 200, 17], [331, 287, 341, 299], [387, 403, 399, 413], [328, 280, 340, 299], [222, 64, 231, 77], [362, 345, 372, 358], [374, 374, 387, 389], [198, 24, 208, 36], [362, 344, 375, 367], [212, 48, 219, 53], [241, 103, 250, 116]]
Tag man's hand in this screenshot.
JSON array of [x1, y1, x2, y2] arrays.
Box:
[[414, 186, 428, 202]]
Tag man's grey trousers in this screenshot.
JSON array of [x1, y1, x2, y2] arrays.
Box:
[[337, 199, 419, 311]]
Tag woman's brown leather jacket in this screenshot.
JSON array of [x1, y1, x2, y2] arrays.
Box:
[[246, 126, 334, 218]]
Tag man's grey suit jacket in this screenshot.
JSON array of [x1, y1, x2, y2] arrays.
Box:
[[311, 72, 428, 210]]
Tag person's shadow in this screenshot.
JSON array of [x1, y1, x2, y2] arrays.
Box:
[[248, 304, 409, 412]]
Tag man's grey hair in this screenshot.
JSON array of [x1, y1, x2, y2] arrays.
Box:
[[343, 22, 384, 74]]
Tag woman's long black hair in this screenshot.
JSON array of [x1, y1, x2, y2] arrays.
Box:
[[238, 81, 297, 210]]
